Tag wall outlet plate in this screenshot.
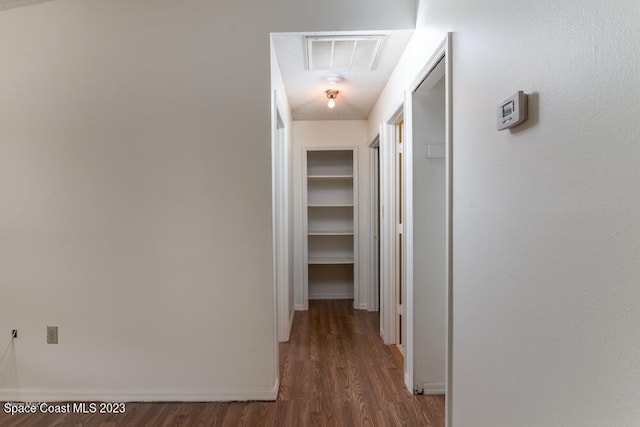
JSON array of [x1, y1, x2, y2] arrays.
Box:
[[47, 326, 58, 344]]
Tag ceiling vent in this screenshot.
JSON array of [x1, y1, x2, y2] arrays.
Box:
[[306, 35, 385, 72]]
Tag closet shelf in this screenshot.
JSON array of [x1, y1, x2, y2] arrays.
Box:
[[308, 232, 354, 236], [308, 257, 354, 265], [308, 203, 354, 208], [305, 148, 357, 302], [307, 175, 354, 180]]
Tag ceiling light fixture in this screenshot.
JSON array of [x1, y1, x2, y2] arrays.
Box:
[[326, 90, 339, 109], [326, 73, 342, 85]]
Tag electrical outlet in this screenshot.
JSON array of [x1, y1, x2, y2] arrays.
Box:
[[47, 326, 58, 344], [11, 329, 17, 339]]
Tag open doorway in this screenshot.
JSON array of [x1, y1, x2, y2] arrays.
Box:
[[378, 37, 452, 412], [411, 57, 447, 395]]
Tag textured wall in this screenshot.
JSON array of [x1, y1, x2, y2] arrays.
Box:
[[415, 0, 640, 425]]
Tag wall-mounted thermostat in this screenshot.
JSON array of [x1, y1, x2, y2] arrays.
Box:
[[497, 91, 528, 130]]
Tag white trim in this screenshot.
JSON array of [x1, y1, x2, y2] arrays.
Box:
[[368, 139, 380, 312], [301, 149, 309, 311], [390, 108, 405, 361], [387, 98, 406, 126], [422, 382, 446, 395], [369, 134, 381, 313], [274, 92, 291, 343], [379, 122, 396, 345], [353, 146, 360, 310], [408, 38, 446, 93], [0, 379, 280, 402], [443, 33, 454, 427], [404, 88, 414, 395], [302, 146, 359, 309], [270, 90, 281, 388], [308, 292, 355, 300]]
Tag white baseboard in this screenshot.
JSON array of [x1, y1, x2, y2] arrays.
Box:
[[0, 378, 280, 402], [294, 303, 306, 311], [421, 382, 445, 395], [308, 292, 354, 300]]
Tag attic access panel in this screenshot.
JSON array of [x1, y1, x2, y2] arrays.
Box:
[[306, 35, 385, 72]]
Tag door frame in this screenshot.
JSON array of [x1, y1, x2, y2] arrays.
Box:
[[407, 34, 453, 424], [378, 34, 453, 412], [272, 90, 293, 343], [368, 138, 380, 313], [403, 33, 453, 404], [379, 111, 399, 347]]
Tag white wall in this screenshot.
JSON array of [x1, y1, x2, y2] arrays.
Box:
[[0, 0, 416, 400], [415, 0, 640, 425], [292, 121, 371, 309], [411, 72, 446, 391]]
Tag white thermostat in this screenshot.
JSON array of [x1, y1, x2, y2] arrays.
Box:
[[497, 91, 528, 130]]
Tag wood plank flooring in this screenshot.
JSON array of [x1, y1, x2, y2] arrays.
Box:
[[0, 300, 445, 426]]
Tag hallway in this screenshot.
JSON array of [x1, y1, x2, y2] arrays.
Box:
[[0, 300, 444, 426]]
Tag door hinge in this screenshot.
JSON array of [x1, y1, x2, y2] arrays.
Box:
[[396, 143, 403, 154], [397, 223, 403, 234], [397, 304, 403, 316]]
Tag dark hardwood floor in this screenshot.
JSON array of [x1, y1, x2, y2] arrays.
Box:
[[0, 300, 445, 426]]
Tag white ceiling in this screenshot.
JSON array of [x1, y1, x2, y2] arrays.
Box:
[[0, 0, 54, 11], [272, 30, 413, 121]]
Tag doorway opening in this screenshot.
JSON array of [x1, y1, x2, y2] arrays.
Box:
[[376, 37, 452, 415], [272, 30, 453, 426], [410, 56, 447, 396]]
